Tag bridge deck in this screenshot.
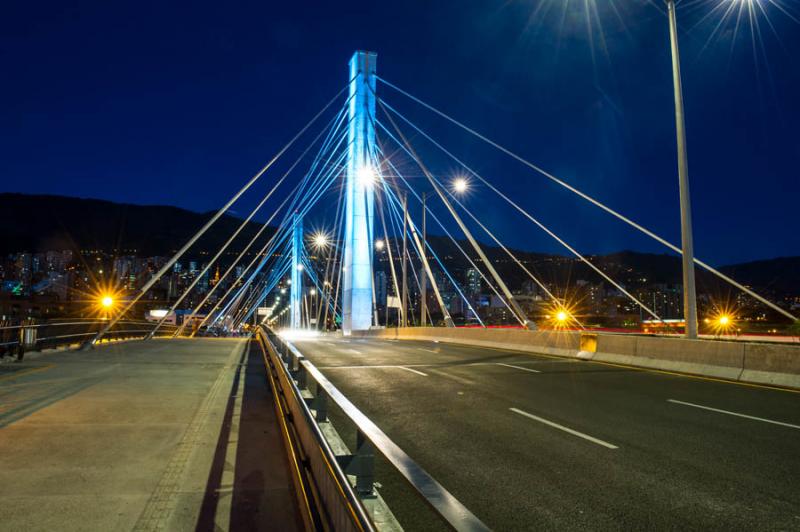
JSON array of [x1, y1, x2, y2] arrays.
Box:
[[0, 338, 300, 531], [295, 336, 800, 530]]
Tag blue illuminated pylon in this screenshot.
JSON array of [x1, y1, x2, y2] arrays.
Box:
[[291, 212, 303, 329], [342, 51, 377, 334]]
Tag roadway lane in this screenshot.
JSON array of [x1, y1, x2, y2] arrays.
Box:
[[294, 337, 800, 530], [0, 338, 300, 531]]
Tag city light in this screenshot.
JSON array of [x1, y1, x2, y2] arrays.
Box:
[[101, 295, 114, 308], [357, 164, 376, 187], [453, 177, 469, 194], [556, 311, 568, 323], [375, 239, 385, 250]]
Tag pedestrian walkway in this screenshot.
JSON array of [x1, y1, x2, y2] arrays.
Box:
[[0, 338, 301, 531]]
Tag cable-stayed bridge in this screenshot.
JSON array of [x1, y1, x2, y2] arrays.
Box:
[[2, 51, 799, 531], [83, 50, 798, 344]]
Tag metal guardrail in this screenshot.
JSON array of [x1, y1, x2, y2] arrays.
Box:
[[256, 325, 490, 532], [0, 320, 180, 360]]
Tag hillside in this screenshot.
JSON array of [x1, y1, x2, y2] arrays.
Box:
[[0, 193, 273, 258]]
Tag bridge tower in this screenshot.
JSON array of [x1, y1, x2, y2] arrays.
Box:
[[291, 212, 303, 329], [342, 51, 377, 335]]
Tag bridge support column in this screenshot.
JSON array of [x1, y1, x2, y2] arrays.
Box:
[[291, 212, 303, 329], [342, 51, 377, 335]]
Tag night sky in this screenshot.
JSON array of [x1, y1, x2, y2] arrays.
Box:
[[2, 0, 798, 266]]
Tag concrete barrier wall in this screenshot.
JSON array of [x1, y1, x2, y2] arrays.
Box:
[[592, 334, 746, 381], [361, 327, 580, 358], [356, 327, 800, 390], [741, 343, 800, 388]]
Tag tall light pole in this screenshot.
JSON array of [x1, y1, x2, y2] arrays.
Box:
[[420, 192, 427, 327], [666, 0, 698, 339], [401, 192, 409, 328]]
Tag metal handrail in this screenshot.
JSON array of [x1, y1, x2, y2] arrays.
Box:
[[257, 328, 373, 531], [0, 320, 177, 359], [0, 320, 178, 331], [262, 326, 490, 532]]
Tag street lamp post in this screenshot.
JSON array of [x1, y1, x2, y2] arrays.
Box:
[[666, 0, 698, 339], [420, 192, 427, 327]]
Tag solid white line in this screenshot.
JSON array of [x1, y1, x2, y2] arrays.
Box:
[[667, 399, 800, 430], [398, 366, 429, 377], [317, 364, 429, 376], [496, 363, 541, 374], [510, 408, 619, 449], [319, 364, 428, 369], [420, 348, 438, 354]]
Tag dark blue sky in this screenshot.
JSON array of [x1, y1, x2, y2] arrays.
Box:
[[2, 0, 798, 266]]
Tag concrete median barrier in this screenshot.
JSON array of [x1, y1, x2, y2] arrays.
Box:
[[362, 327, 580, 358], [741, 343, 800, 388], [356, 327, 800, 390], [593, 335, 745, 381]]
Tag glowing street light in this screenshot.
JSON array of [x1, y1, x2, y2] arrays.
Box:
[[375, 239, 385, 250], [707, 307, 737, 335], [453, 177, 469, 194], [660, 0, 787, 338], [311, 231, 329, 250], [101, 295, 114, 309], [357, 164, 376, 188], [556, 310, 568, 323]]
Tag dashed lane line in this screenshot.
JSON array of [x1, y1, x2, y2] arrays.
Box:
[[510, 407, 619, 449], [667, 399, 800, 430]]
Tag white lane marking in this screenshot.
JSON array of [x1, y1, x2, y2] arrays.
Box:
[[344, 349, 361, 354], [317, 364, 428, 376], [496, 363, 541, 374], [420, 348, 438, 354], [510, 408, 619, 449], [319, 364, 429, 369], [667, 399, 800, 430], [399, 366, 429, 377]]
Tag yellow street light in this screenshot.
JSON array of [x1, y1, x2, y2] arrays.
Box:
[[101, 295, 114, 308]]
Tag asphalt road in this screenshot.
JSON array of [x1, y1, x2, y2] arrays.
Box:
[[294, 336, 800, 531]]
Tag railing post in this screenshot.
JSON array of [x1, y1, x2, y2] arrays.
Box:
[[314, 386, 328, 422], [18, 325, 37, 360], [297, 362, 308, 389], [354, 429, 375, 496]]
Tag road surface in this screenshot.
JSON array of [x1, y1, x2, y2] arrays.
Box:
[[294, 336, 800, 530]]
